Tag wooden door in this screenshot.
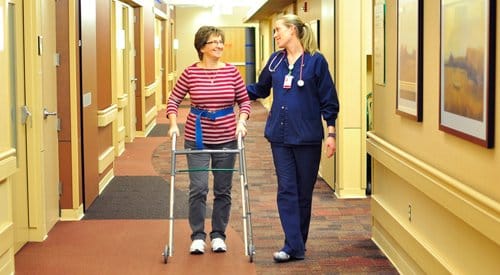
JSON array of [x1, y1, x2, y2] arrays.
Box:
[[155, 17, 163, 109], [220, 27, 246, 81], [123, 2, 136, 142], [8, 0, 30, 253], [80, 0, 99, 209], [41, 0, 60, 231], [113, 1, 126, 155]]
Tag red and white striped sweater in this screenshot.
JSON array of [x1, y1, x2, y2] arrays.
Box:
[[166, 63, 251, 144]]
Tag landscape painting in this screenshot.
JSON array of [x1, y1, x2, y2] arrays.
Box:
[[440, 0, 495, 148], [397, 0, 423, 121]]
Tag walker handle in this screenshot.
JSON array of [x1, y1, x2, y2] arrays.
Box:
[[237, 132, 243, 150], [172, 132, 177, 151]]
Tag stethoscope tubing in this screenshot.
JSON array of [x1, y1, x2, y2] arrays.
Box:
[[268, 50, 305, 87]]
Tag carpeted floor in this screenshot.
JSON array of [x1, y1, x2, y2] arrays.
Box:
[[148, 123, 169, 137], [83, 176, 212, 220], [14, 101, 399, 274], [15, 220, 255, 275], [148, 123, 188, 137]]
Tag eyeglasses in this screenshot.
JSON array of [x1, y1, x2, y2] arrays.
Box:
[[205, 40, 224, 46]]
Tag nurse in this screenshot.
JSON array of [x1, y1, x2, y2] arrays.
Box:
[[247, 13, 339, 262]]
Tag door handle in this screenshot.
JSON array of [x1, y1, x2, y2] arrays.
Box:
[[21, 105, 32, 125], [43, 108, 57, 119], [131, 77, 137, 82]]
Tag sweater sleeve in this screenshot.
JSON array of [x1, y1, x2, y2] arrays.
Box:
[[232, 66, 251, 115], [166, 67, 191, 116]]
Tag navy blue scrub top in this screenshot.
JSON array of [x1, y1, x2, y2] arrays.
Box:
[[247, 50, 340, 145]]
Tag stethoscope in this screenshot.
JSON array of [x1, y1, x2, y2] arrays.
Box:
[[268, 50, 305, 87]]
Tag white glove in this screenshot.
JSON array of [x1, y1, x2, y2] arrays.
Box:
[[236, 120, 247, 137], [168, 124, 180, 137]]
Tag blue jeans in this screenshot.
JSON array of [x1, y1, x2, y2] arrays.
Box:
[[184, 140, 237, 241]]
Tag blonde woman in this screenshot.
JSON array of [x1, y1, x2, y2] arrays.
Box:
[[247, 14, 339, 262]]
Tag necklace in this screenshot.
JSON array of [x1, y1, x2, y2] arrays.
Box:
[[203, 68, 217, 84]]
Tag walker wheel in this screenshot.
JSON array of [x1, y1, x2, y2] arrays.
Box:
[[248, 244, 255, 263], [163, 245, 169, 264]]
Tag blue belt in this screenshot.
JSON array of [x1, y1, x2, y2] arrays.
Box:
[[190, 106, 234, 149]]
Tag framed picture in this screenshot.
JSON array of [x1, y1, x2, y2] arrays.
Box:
[[374, 0, 386, 86], [440, 0, 495, 148], [396, 0, 423, 121], [310, 20, 320, 49]]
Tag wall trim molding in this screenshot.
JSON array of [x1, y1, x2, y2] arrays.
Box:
[[145, 105, 157, 126], [98, 146, 115, 174], [60, 204, 84, 221], [0, 222, 14, 259], [117, 94, 129, 109], [145, 81, 158, 97], [371, 199, 445, 274], [97, 104, 118, 127], [99, 168, 114, 195], [367, 132, 500, 245], [0, 149, 16, 181]]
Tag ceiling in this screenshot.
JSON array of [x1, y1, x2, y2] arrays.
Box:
[[164, 0, 253, 7], [244, 0, 294, 22], [163, 0, 295, 22]]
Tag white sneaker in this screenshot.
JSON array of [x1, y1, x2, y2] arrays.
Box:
[[190, 239, 206, 254], [211, 238, 227, 252]]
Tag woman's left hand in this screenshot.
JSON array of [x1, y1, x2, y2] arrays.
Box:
[[325, 137, 336, 158]]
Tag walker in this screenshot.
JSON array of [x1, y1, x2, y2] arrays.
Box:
[[162, 133, 255, 263]]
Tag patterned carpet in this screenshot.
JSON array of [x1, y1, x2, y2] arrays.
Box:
[[15, 101, 398, 274], [150, 101, 399, 274]]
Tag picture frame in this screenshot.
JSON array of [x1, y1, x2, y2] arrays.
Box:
[[440, 0, 495, 148], [310, 19, 320, 49], [374, 0, 386, 86], [396, 0, 423, 121]]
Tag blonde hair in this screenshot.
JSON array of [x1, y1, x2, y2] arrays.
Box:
[[277, 14, 319, 55]]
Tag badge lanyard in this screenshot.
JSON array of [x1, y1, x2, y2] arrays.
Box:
[[282, 53, 305, 89], [269, 50, 305, 88]]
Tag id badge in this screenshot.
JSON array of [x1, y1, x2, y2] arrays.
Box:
[[283, 75, 294, 89]]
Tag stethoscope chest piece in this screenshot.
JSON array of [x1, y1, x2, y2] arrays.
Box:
[[269, 50, 306, 88]]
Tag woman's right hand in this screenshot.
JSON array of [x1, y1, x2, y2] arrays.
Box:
[[236, 119, 247, 137], [168, 124, 180, 137]]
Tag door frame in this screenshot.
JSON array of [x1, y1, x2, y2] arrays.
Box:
[[23, 0, 60, 241], [9, 0, 30, 253]]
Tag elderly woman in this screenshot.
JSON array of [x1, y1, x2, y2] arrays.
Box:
[[167, 26, 251, 254]]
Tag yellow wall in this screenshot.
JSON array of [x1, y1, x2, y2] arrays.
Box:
[[368, 0, 500, 273], [175, 7, 259, 76]]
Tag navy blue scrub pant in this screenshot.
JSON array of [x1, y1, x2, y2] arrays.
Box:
[[270, 142, 322, 258]]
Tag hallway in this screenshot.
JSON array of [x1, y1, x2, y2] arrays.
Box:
[[14, 101, 398, 274]]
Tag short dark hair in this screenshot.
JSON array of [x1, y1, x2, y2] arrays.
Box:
[[194, 26, 225, 60]]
